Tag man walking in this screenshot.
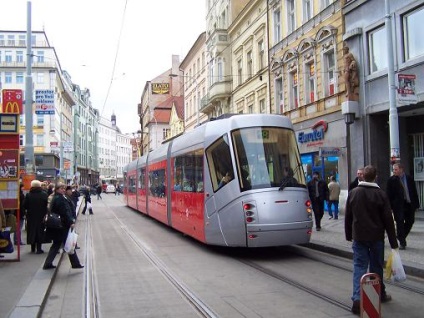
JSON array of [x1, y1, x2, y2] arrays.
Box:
[[328, 176, 341, 219], [345, 165, 398, 315], [386, 163, 419, 249], [307, 171, 329, 231]]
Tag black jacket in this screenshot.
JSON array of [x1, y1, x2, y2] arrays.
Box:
[[24, 187, 48, 244], [345, 182, 398, 248], [386, 174, 420, 213], [47, 194, 75, 242], [348, 177, 360, 192], [307, 178, 329, 202]]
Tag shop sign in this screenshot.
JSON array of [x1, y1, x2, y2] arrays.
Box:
[[319, 147, 342, 157], [151, 83, 169, 94], [298, 120, 328, 146]]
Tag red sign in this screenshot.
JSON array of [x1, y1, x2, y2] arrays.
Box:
[[1, 89, 23, 114]]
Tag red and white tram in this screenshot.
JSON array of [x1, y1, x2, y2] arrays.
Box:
[[123, 114, 313, 247]]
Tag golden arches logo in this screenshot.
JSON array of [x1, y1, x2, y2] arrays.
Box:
[[3, 102, 20, 114]]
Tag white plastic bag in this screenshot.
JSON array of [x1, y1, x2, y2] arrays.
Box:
[[386, 249, 406, 282], [64, 228, 78, 255]]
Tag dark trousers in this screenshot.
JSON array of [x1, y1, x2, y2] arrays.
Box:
[[44, 237, 81, 267], [82, 199, 93, 214], [394, 202, 416, 245], [312, 198, 325, 229]]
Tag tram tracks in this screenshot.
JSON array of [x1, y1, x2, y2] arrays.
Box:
[[111, 212, 219, 318]]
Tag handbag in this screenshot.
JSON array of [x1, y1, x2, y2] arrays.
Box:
[[385, 249, 407, 282], [0, 227, 14, 253], [44, 212, 63, 229], [64, 228, 78, 254]]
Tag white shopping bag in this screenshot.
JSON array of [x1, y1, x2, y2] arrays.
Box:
[[64, 228, 78, 254], [385, 249, 406, 282]]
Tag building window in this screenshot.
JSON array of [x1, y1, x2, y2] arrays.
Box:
[[368, 26, 387, 73], [237, 59, 243, 85], [36, 51, 44, 63], [303, 0, 312, 22], [321, 0, 333, 10], [209, 58, 214, 85], [259, 98, 266, 113], [5, 72, 12, 84], [16, 51, 24, 63], [36, 115, 44, 126], [287, 0, 296, 33], [273, 9, 281, 44], [37, 72, 44, 84], [16, 72, 24, 84], [247, 51, 253, 78], [248, 104, 253, 113], [290, 71, 299, 109], [5, 50, 12, 63], [217, 58, 223, 81], [19, 35, 26, 46], [7, 35, 15, 46], [0, 35, 4, 46], [36, 134, 44, 147], [275, 77, 283, 113], [403, 6, 424, 61], [305, 62, 315, 103], [323, 50, 335, 96], [258, 40, 265, 70]]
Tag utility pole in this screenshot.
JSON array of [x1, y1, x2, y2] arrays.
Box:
[[385, 0, 400, 164], [24, 1, 35, 175]]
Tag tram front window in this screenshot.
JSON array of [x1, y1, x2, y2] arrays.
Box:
[[232, 127, 305, 191]]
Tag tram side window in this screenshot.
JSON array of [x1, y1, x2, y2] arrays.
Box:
[[206, 135, 234, 192], [173, 149, 204, 193], [149, 169, 166, 197], [129, 175, 136, 193], [138, 167, 145, 190]]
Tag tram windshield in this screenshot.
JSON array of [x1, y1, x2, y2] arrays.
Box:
[[232, 127, 306, 191]]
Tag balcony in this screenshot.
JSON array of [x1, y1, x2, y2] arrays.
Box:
[[200, 80, 232, 113]]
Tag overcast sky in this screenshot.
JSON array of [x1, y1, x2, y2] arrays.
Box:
[[0, 0, 206, 134]]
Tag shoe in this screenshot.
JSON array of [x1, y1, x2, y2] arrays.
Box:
[[329, 216, 333, 220], [399, 245, 406, 250], [75, 246, 81, 249], [36, 250, 44, 254], [72, 264, 84, 269], [381, 293, 392, 303], [82, 212, 86, 215], [316, 227, 321, 231], [43, 264, 56, 270], [334, 217, 338, 220], [351, 300, 360, 315]]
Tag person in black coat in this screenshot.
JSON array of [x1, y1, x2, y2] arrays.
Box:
[[386, 163, 420, 249], [348, 167, 364, 192], [81, 186, 93, 215], [307, 171, 329, 231], [43, 183, 83, 270], [24, 180, 48, 253]]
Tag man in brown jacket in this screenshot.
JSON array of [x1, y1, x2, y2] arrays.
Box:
[[345, 165, 398, 315]]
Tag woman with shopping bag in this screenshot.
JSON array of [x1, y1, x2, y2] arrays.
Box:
[[43, 183, 84, 270]]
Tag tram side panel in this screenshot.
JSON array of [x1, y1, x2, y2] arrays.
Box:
[[137, 165, 148, 215]]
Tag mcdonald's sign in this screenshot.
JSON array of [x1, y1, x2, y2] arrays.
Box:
[[1, 89, 23, 114]]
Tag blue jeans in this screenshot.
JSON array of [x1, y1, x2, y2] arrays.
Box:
[[328, 200, 339, 218], [352, 240, 386, 301]]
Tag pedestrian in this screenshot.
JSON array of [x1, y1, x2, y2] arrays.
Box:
[[328, 176, 341, 220], [348, 167, 364, 192], [70, 185, 80, 214], [96, 184, 102, 200], [47, 183, 54, 196], [24, 180, 48, 254], [386, 163, 419, 250], [0, 199, 6, 258], [81, 186, 93, 215], [279, 167, 298, 190], [307, 171, 329, 231], [115, 184, 120, 196], [14, 183, 26, 245], [43, 182, 84, 270], [345, 165, 398, 315]]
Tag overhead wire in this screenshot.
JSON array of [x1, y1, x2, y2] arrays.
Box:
[[100, 0, 128, 117]]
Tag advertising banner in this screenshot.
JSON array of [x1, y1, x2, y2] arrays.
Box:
[[1, 89, 23, 114], [397, 74, 417, 104], [35, 89, 55, 114]]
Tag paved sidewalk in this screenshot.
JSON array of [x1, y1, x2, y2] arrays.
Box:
[[1, 199, 423, 318]]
